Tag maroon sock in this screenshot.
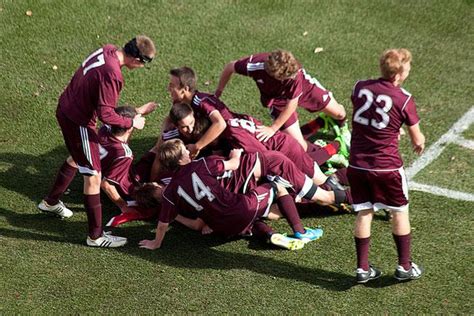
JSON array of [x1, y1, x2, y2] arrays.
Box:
[[277, 195, 305, 234], [355, 236, 370, 271], [301, 117, 325, 139], [44, 161, 77, 205], [306, 143, 329, 165], [393, 233, 412, 270], [84, 194, 102, 239], [251, 220, 274, 241]]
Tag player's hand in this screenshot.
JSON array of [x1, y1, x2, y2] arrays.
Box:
[[186, 143, 200, 159], [133, 114, 146, 129], [139, 239, 160, 250], [256, 125, 276, 142], [201, 225, 213, 235], [229, 148, 243, 159], [137, 102, 158, 115], [413, 142, 425, 155]]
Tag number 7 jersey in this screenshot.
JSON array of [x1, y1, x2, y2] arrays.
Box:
[[349, 78, 420, 170]]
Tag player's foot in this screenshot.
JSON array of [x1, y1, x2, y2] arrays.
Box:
[[270, 233, 305, 250], [339, 123, 351, 150], [334, 134, 350, 160], [356, 265, 382, 283], [318, 113, 337, 135], [294, 227, 324, 243], [86, 231, 127, 248], [313, 139, 328, 147], [326, 153, 349, 167], [38, 200, 73, 219], [394, 262, 423, 281]]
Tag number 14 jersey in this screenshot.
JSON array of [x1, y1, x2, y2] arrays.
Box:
[[350, 78, 420, 170]]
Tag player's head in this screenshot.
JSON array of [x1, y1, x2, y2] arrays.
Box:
[[169, 102, 195, 137], [380, 48, 412, 85], [111, 106, 137, 135], [123, 35, 156, 69], [264, 50, 300, 81], [134, 182, 163, 208], [158, 139, 191, 172], [168, 67, 196, 103]]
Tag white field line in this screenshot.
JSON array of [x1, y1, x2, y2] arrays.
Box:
[[406, 106, 474, 201]]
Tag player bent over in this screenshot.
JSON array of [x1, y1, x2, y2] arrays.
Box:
[[138, 139, 323, 251], [38, 36, 156, 247], [215, 50, 350, 151], [348, 48, 425, 283]]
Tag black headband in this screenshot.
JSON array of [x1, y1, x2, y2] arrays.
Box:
[[124, 38, 153, 63]]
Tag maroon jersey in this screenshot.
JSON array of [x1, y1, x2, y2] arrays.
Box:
[[350, 78, 420, 170], [234, 53, 332, 111], [59, 45, 132, 129], [98, 126, 135, 197], [191, 91, 235, 120], [160, 157, 272, 237]]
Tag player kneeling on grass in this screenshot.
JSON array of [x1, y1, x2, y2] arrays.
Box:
[[138, 139, 323, 251], [348, 48, 425, 283]]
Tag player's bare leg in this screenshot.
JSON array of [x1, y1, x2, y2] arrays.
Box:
[[281, 120, 308, 151]]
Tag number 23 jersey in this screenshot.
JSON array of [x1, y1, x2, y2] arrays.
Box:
[[350, 78, 420, 170]]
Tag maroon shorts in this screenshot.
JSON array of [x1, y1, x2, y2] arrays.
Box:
[[347, 166, 409, 212], [56, 108, 101, 175], [269, 105, 299, 130]]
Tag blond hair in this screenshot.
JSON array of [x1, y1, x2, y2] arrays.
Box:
[[136, 35, 156, 59], [379, 48, 412, 81], [264, 50, 300, 80], [158, 139, 185, 172]]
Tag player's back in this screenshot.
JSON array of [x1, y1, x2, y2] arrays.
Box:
[[59, 45, 123, 127], [162, 157, 257, 236], [350, 78, 420, 170]]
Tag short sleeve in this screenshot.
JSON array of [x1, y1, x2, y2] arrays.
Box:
[[403, 97, 420, 126], [234, 56, 251, 76]]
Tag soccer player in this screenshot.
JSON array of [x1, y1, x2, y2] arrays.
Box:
[[214, 50, 350, 151], [38, 36, 156, 247], [138, 139, 323, 250], [98, 106, 157, 227], [348, 48, 425, 283]]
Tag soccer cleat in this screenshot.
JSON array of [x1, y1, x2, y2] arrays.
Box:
[[86, 231, 127, 248], [334, 135, 350, 160], [394, 262, 423, 281], [318, 113, 338, 135], [294, 227, 324, 243], [339, 123, 352, 150], [38, 200, 73, 219], [326, 153, 349, 167], [270, 233, 305, 250], [356, 265, 382, 283]]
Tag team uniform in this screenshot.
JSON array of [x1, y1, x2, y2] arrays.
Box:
[[348, 78, 420, 212], [159, 157, 275, 237], [57, 45, 132, 175], [188, 91, 318, 178], [234, 53, 333, 129]]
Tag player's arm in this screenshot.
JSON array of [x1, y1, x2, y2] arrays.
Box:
[[189, 111, 226, 158], [139, 221, 169, 250], [256, 97, 299, 142], [407, 123, 425, 155], [136, 102, 158, 116], [101, 179, 128, 211], [223, 148, 243, 171], [175, 215, 206, 231], [214, 61, 236, 98]]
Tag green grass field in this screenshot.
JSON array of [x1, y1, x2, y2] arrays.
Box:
[[1, 0, 473, 314]]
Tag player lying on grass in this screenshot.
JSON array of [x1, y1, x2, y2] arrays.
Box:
[[349, 48, 425, 283], [138, 139, 324, 250], [38, 35, 156, 248], [215, 50, 350, 152], [98, 106, 159, 227]]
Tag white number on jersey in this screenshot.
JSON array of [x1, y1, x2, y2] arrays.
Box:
[[82, 48, 105, 76], [354, 88, 393, 130], [229, 118, 256, 134], [177, 172, 215, 211]]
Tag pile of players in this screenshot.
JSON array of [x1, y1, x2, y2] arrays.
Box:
[[38, 35, 425, 283]]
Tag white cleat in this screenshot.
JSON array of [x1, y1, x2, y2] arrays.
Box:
[[86, 231, 127, 248], [38, 200, 73, 219]]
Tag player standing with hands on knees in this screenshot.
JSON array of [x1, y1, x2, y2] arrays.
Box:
[[38, 35, 156, 248], [348, 48, 425, 283]]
